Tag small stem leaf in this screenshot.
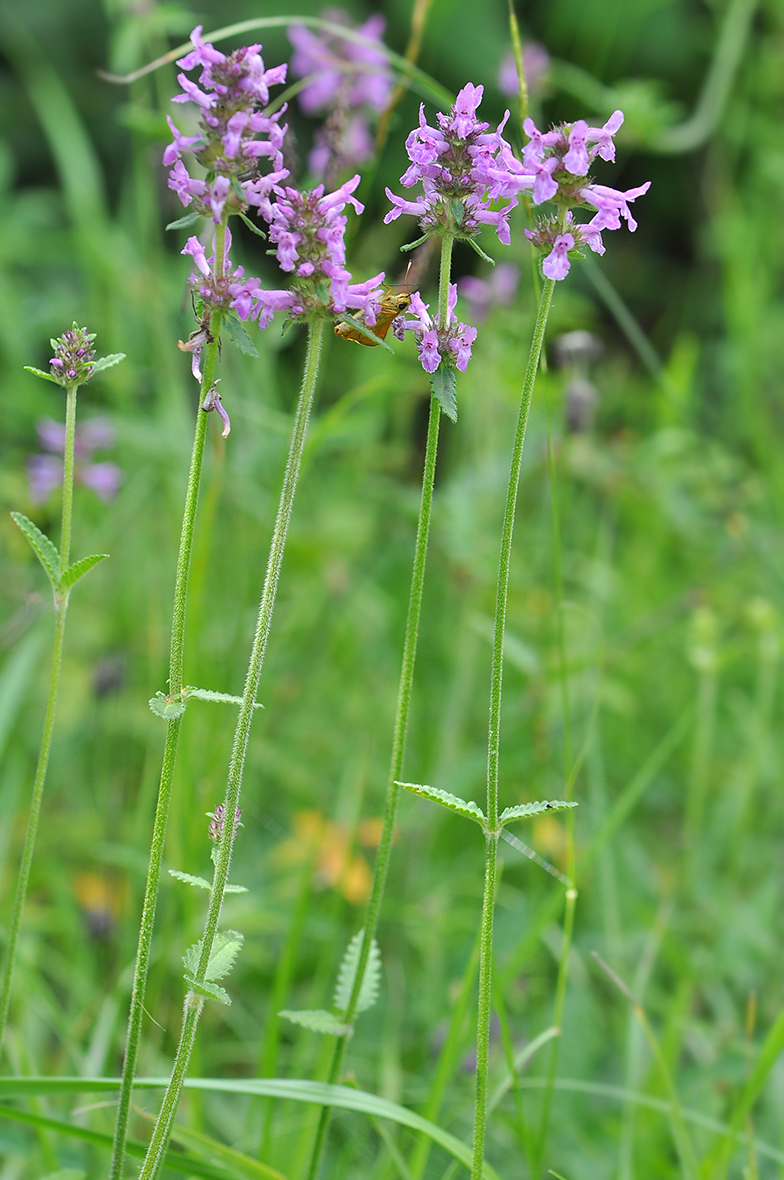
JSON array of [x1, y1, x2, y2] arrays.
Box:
[[186, 688, 264, 709], [23, 366, 61, 384], [188, 979, 231, 1004], [398, 781, 486, 825], [224, 884, 249, 894], [499, 800, 578, 827], [466, 237, 496, 265], [149, 691, 188, 720], [169, 871, 212, 891], [60, 553, 109, 591], [166, 210, 202, 231], [182, 940, 203, 978], [400, 232, 430, 253], [279, 1009, 352, 1036], [333, 930, 381, 1016], [334, 312, 395, 353], [91, 353, 126, 374], [429, 365, 458, 423], [203, 929, 244, 981], [223, 314, 259, 357], [237, 210, 267, 238], [11, 511, 60, 587]]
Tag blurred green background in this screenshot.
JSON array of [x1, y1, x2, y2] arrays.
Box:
[[2, 0, 784, 1176]]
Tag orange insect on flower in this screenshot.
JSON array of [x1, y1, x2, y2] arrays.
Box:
[[334, 288, 413, 346]]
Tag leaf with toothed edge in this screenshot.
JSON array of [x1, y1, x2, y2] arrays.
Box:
[[188, 979, 231, 1004], [23, 366, 62, 384], [11, 512, 60, 587], [166, 210, 202, 231], [278, 1009, 352, 1036], [334, 930, 381, 1016], [60, 553, 109, 591], [91, 353, 125, 374], [499, 800, 577, 826], [185, 688, 263, 709], [398, 782, 485, 825], [429, 365, 457, 423], [169, 870, 247, 894], [223, 315, 258, 357]]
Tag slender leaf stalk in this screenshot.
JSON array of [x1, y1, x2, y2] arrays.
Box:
[[0, 382, 79, 1052], [471, 277, 555, 1180], [305, 235, 453, 1180], [109, 266, 225, 1176], [138, 317, 325, 1180]]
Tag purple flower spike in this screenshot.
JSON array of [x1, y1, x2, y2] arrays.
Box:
[[397, 285, 477, 376], [165, 25, 289, 225], [384, 83, 518, 246], [490, 108, 649, 280], [248, 176, 385, 327]]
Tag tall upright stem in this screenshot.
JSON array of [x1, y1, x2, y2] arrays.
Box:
[[138, 317, 325, 1180], [109, 300, 222, 1180], [471, 277, 555, 1180], [0, 383, 79, 1052], [305, 234, 453, 1180]]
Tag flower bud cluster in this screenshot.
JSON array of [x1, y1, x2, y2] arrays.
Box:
[[165, 26, 289, 224], [207, 803, 242, 844], [48, 325, 96, 387], [384, 83, 517, 246], [395, 285, 477, 375], [488, 111, 650, 279]]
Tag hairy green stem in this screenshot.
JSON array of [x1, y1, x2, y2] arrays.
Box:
[[0, 383, 78, 1052], [109, 283, 224, 1178], [305, 235, 453, 1180], [138, 317, 325, 1180], [471, 277, 556, 1180]]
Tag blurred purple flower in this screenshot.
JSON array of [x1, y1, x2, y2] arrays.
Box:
[[288, 10, 393, 176], [458, 262, 519, 323], [47, 324, 96, 387], [497, 44, 550, 99], [384, 83, 518, 246], [27, 417, 122, 503], [165, 25, 289, 225]]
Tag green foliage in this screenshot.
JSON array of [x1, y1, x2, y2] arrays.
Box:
[[399, 780, 486, 824], [278, 1009, 352, 1036], [11, 512, 60, 587], [59, 552, 109, 590], [183, 930, 244, 1004], [429, 364, 458, 422], [333, 929, 381, 1016]]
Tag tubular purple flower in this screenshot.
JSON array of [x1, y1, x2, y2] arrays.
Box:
[[492, 108, 650, 280], [247, 174, 385, 328], [182, 231, 260, 321], [165, 25, 289, 225], [397, 285, 477, 375], [384, 83, 518, 246]]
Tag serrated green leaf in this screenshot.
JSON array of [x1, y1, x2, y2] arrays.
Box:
[[182, 940, 202, 977], [11, 512, 60, 587], [166, 210, 202, 231], [149, 691, 187, 720], [223, 314, 259, 357], [91, 353, 125, 373], [499, 799, 578, 826], [280, 317, 298, 337], [334, 929, 381, 1016], [238, 210, 267, 238], [398, 781, 485, 824], [169, 870, 212, 890], [60, 552, 109, 590], [23, 366, 61, 384], [186, 687, 264, 709], [430, 365, 458, 422], [205, 929, 244, 981], [169, 870, 247, 894], [278, 1009, 352, 1036], [187, 977, 231, 1004]]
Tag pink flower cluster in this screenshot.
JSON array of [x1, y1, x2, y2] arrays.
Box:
[[384, 83, 517, 246], [394, 286, 477, 375], [488, 111, 650, 279], [165, 26, 289, 224]]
